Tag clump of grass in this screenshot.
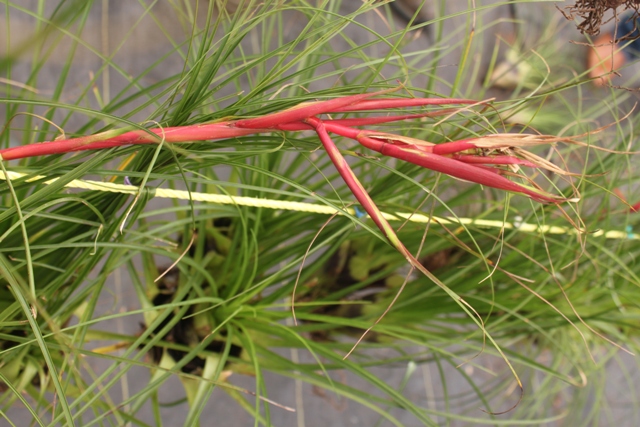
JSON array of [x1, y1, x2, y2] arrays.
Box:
[[1, 1, 639, 426]]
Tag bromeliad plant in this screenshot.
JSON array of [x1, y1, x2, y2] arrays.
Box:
[[4, 1, 639, 425], [0, 89, 578, 288]]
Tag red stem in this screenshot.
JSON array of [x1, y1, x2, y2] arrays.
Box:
[[0, 123, 271, 160], [332, 98, 479, 112], [233, 91, 388, 129], [303, 116, 390, 234]]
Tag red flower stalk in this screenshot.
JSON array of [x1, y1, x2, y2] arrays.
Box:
[[1, 92, 578, 310], [0, 92, 477, 160], [0, 92, 575, 205], [313, 123, 573, 203]]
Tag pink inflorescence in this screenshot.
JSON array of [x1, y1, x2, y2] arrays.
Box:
[[0, 90, 570, 204]]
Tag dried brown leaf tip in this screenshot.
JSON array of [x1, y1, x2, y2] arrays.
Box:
[[561, 0, 640, 37]]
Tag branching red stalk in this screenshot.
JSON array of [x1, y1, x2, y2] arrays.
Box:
[[303, 115, 490, 358], [318, 122, 567, 203], [303, 116, 440, 277], [0, 95, 473, 160], [2, 92, 576, 359], [376, 142, 561, 202], [0, 92, 571, 205]]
